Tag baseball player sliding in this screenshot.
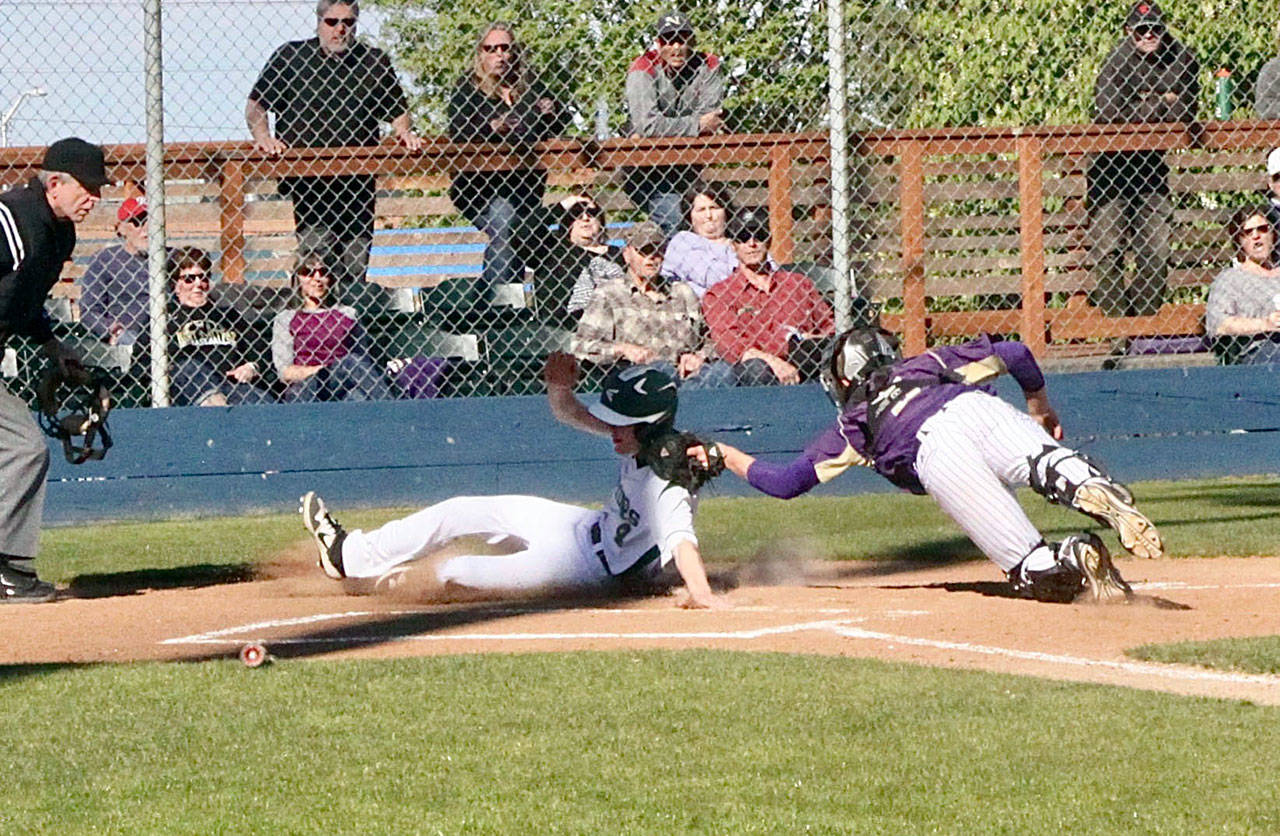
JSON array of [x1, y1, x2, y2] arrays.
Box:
[[711, 328, 1163, 603], [300, 353, 729, 609]]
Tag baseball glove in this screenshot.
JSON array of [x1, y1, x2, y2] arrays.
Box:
[[645, 431, 726, 492]]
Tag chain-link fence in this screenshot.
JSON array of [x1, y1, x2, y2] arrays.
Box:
[[4, 0, 1280, 407]]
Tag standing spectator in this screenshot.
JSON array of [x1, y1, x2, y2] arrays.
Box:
[[271, 253, 390, 401], [246, 0, 424, 288], [703, 209, 835, 386], [661, 179, 738, 299], [518, 193, 625, 329], [623, 11, 725, 237], [1087, 2, 1199, 318], [79, 196, 151, 345], [1205, 205, 1280, 364], [166, 247, 271, 407], [1256, 33, 1280, 119], [0, 137, 104, 602], [448, 22, 569, 303], [573, 221, 732, 388]]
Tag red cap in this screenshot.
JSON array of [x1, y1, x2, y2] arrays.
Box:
[[117, 196, 147, 222]]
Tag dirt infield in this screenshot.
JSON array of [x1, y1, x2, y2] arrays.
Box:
[[4, 547, 1280, 705]]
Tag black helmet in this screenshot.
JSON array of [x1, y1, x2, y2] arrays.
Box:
[[820, 327, 901, 408], [589, 365, 678, 427]]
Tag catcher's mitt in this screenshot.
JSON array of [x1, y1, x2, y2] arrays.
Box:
[[645, 431, 725, 492], [36, 362, 114, 464]]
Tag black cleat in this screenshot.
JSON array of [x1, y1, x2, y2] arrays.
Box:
[[1061, 533, 1132, 603], [0, 560, 57, 604], [300, 491, 348, 579]]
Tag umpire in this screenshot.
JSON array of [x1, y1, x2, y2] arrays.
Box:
[[0, 137, 107, 603]]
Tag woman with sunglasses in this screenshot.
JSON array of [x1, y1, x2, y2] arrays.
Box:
[[448, 22, 569, 304], [271, 254, 390, 401], [165, 247, 271, 407], [516, 192, 625, 329], [1205, 205, 1280, 364]]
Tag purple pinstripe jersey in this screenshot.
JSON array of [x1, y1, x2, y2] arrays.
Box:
[[749, 335, 1045, 497]]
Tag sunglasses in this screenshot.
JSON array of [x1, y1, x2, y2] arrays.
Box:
[[658, 33, 692, 45], [322, 16, 357, 27], [1243, 224, 1272, 235], [177, 272, 210, 285], [1132, 25, 1163, 38], [569, 204, 603, 219], [298, 267, 330, 279], [481, 42, 513, 53], [733, 230, 771, 244]]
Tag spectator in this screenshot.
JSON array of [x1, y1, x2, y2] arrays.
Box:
[[1087, 1, 1198, 317], [271, 253, 391, 401], [166, 247, 271, 407], [623, 11, 725, 236], [572, 221, 732, 388], [1261, 148, 1280, 265], [448, 22, 569, 303], [518, 192, 625, 329], [703, 209, 836, 386], [246, 0, 424, 288], [79, 196, 151, 345], [1205, 205, 1280, 364], [1256, 36, 1280, 119], [661, 179, 738, 298]]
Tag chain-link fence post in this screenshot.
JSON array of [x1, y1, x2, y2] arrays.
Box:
[[827, 0, 852, 332], [144, 0, 169, 407]]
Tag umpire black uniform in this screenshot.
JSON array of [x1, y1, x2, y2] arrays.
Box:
[[0, 137, 108, 603]]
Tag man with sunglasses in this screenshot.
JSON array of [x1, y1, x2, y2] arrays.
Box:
[[79, 196, 152, 346], [246, 0, 423, 289], [702, 208, 835, 386], [1087, 2, 1199, 319], [623, 11, 726, 236]]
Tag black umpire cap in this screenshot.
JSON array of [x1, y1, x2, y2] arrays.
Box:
[[42, 138, 110, 193]]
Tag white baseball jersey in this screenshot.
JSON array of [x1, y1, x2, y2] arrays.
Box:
[[591, 457, 699, 578]]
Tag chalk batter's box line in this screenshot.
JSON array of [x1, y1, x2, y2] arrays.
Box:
[[162, 608, 1280, 691]]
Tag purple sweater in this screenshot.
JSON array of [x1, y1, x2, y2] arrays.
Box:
[[747, 335, 1046, 496]]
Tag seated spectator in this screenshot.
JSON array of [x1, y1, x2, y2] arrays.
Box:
[[448, 22, 569, 303], [1257, 48, 1280, 119], [1263, 148, 1280, 265], [1205, 205, 1280, 364], [661, 179, 739, 299], [271, 254, 391, 401], [166, 247, 271, 407], [79, 196, 151, 345], [622, 10, 726, 236], [703, 209, 836, 386], [518, 192, 625, 329], [572, 221, 732, 388]]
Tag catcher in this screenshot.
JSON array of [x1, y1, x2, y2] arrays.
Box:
[[300, 353, 730, 609], [709, 328, 1163, 604]]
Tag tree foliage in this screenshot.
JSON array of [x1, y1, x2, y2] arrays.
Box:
[[368, 0, 1280, 133]]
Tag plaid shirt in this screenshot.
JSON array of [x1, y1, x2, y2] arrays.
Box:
[[572, 278, 712, 364]]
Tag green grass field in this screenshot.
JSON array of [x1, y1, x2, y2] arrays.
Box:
[[6, 476, 1280, 834]]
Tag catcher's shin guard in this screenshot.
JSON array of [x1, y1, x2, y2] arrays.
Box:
[[1026, 445, 1163, 559]]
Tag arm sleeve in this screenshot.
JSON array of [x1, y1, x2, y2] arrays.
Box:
[[448, 80, 492, 142], [372, 50, 410, 123], [693, 57, 725, 116], [1257, 59, 1280, 119], [991, 339, 1046, 392], [248, 44, 288, 110], [803, 283, 836, 335], [571, 290, 618, 362], [1161, 47, 1199, 123], [1093, 50, 1126, 123], [653, 485, 698, 567], [270, 310, 294, 377], [526, 78, 571, 141], [745, 455, 820, 499], [1204, 270, 1236, 337], [626, 69, 699, 137]]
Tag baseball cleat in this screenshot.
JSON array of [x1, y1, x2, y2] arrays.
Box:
[[1061, 533, 1132, 603], [1074, 479, 1163, 559], [0, 560, 56, 604], [300, 491, 348, 579]]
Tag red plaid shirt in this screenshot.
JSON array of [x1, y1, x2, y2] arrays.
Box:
[[702, 266, 835, 363]]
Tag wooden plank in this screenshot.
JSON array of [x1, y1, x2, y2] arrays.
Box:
[[218, 160, 246, 284], [768, 145, 795, 264], [898, 142, 928, 355], [1018, 135, 1047, 355]]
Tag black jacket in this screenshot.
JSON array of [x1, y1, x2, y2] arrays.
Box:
[[0, 177, 75, 346]]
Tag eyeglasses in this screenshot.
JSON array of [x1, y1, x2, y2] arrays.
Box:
[[733, 230, 771, 244], [177, 272, 210, 285], [298, 268, 330, 279], [1242, 224, 1271, 236], [481, 42, 513, 53], [1132, 25, 1163, 38], [569, 204, 603, 219], [322, 16, 357, 27]]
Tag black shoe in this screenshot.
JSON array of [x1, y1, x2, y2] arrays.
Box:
[[299, 491, 348, 579], [0, 560, 57, 604]]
